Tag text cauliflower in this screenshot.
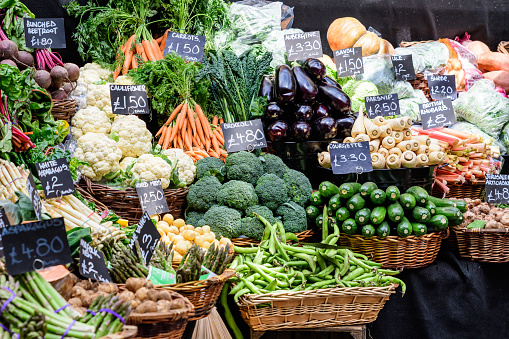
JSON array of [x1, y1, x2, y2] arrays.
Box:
[[74, 133, 122, 181], [111, 115, 152, 158]]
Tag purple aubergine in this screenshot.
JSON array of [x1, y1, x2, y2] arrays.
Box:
[[303, 58, 326, 80], [318, 85, 351, 115], [321, 75, 342, 89], [336, 116, 355, 138], [312, 117, 338, 140], [291, 121, 311, 141], [292, 65, 318, 101], [266, 102, 284, 120], [259, 75, 275, 102], [313, 104, 329, 119], [267, 120, 288, 142], [295, 104, 313, 121], [275, 64, 296, 103]]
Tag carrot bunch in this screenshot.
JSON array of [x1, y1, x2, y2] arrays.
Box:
[[156, 101, 227, 162]]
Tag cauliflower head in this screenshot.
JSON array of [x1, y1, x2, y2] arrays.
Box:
[[162, 148, 196, 185], [86, 84, 113, 118], [119, 157, 136, 172], [131, 154, 173, 189], [74, 133, 122, 181], [111, 115, 152, 158], [71, 106, 112, 140], [78, 63, 111, 86], [114, 75, 134, 85]]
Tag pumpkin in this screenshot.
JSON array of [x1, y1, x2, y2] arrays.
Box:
[[327, 17, 394, 56]]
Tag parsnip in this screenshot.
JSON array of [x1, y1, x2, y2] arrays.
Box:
[[379, 125, 392, 138], [392, 131, 404, 143], [364, 117, 381, 139], [386, 118, 405, 131], [417, 145, 430, 155], [355, 134, 370, 143], [378, 147, 389, 158], [386, 154, 401, 169], [351, 108, 366, 138], [414, 135, 431, 146], [372, 116, 386, 126], [382, 136, 396, 149], [428, 151, 445, 165], [318, 152, 331, 168], [401, 151, 418, 168], [402, 129, 412, 141], [371, 153, 386, 169], [416, 154, 429, 167], [343, 137, 356, 143], [369, 139, 380, 153]]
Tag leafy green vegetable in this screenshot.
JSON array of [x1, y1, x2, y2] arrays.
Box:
[[0, 0, 35, 51], [67, 227, 92, 257]]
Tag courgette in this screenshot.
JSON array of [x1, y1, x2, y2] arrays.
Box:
[[339, 182, 361, 199], [428, 196, 457, 208], [362, 224, 376, 238], [434, 206, 462, 220], [412, 206, 431, 223], [310, 191, 323, 206], [355, 208, 371, 226], [306, 205, 320, 219], [370, 189, 387, 205], [428, 214, 448, 231], [454, 200, 468, 213], [411, 222, 427, 236], [425, 201, 436, 215], [386, 186, 400, 202], [397, 217, 412, 237], [388, 202, 405, 222], [335, 207, 350, 221], [316, 215, 324, 228], [359, 182, 378, 198], [342, 218, 357, 235], [376, 221, 390, 238], [400, 193, 416, 210], [346, 193, 366, 212], [319, 181, 340, 198], [328, 194, 341, 211], [406, 186, 429, 206], [370, 206, 387, 225], [448, 213, 464, 226]]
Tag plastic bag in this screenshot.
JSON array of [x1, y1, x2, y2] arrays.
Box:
[[441, 39, 483, 91], [399, 91, 429, 122], [450, 122, 506, 155], [500, 123, 509, 151], [262, 28, 303, 67], [234, 0, 295, 29], [453, 79, 509, 138], [394, 42, 449, 74], [229, 1, 282, 45]]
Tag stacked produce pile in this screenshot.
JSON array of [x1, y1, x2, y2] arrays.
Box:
[[461, 199, 509, 230], [175, 243, 233, 283]]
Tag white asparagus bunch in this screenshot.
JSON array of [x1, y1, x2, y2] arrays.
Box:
[[0, 160, 30, 201]]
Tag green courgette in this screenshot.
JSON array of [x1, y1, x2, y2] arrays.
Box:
[[316, 215, 324, 228], [428, 196, 457, 208], [412, 206, 431, 223], [376, 221, 390, 238], [359, 182, 378, 198], [434, 206, 462, 220], [328, 194, 342, 211], [406, 186, 429, 206], [370, 206, 387, 225], [319, 181, 340, 198], [400, 193, 416, 210], [310, 191, 323, 207], [306, 205, 321, 219], [346, 193, 366, 212], [386, 186, 401, 202], [448, 213, 464, 226], [428, 214, 448, 231], [339, 182, 361, 199], [355, 208, 371, 226], [387, 202, 405, 222], [411, 222, 427, 236], [453, 200, 468, 213], [335, 207, 350, 221], [361, 224, 376, 238], [425, 201, 436, 215], [397, 217, 412, 237], [342, 218, 357, 235], [370, 189, 387, 205]]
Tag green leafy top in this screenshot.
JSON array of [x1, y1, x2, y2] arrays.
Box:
[[0, 0, 35, 51]]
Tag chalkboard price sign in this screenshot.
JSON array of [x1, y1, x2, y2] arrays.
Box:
[[135, 180, 169, 216], [365, 94, 400, 118], [26, 172, 42, 221], [36, 158, 75, 199], [0, 207, 10, 258], [221, 119, 267, 153], [428, 75, 457, 101], [109, 84, 149, 115], [485, 174, 509, 204], [2, 218, 72, 276], [391, 55, 416, 81], [284, 31, 323, 61], [163, 32, 206, 62], [329, 142, 373, 175], [333, 47, 364, 77], [419, 99, 456, 130], [79, 239, 112, 282], [24, 18, 66, 49], [128, 212, 161, 265]]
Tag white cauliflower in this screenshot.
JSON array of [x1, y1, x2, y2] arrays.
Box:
[[131, 154, 173, 189], [111, 115, 152, 158], [74, 133, 122, 181], [86, 83, 114, 118], [71, 106, 112, 140], [78, 63, 112, 86], [114, 75, 134, 85], [162, 148, 196, 185], [119, 157, 137, 172]]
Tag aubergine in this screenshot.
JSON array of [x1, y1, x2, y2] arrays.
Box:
[[295, 104, 313, 121], [336, 116, 355, 138], [312, 117, 338, 140], [275, 65, 296, 102], [313, 104, 330, 119], [318, 85, 351, 115], [291, 121, 311, 141], [266, 102, 284, 120], [322, 75, 342, 89], [292, 65, 318, 102], [267, 120, 288, 142], [303, 58, 326, 80], [259, 76, 275, 102]]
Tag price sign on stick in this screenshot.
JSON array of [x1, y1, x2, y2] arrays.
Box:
[[109, 85, 150, 115], [391, 55, 416, 81], [365, 94, 401, 118], [329, 142, 373, 175], [284, 31, 323, 61], [24, 18, 66, 49], [485, 174, 509, 204], [333, 47, 364, 77], [163, 32, 206, 62], [221, 119, 267, 153], [128, 212, 161, 265], [419, 99, 456, 130], [135, 180, 169, 216], [79, 239, 112, 282], [26, 172, 42, 221], [36, 158, 75, 199], [2, 218, 72, 275], [0, 207, 11, 258], [428, 75, 457, 101]]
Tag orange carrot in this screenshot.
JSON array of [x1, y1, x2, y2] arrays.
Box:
[[212, 116, 219, 129], [170, 104, 188, 142], [131, 55, 138, 69], [176, 134, 183, 150], [163, 126, 172, 149], [186, 125, 193, 151], [155, 36, 163, 44], [207, 149, 220, 158], [213, 129, 224, 144], [160, 30, 169, 52], [187, 107, 198, 143], [122, 34, 135, 53], [151, 39, 162, 60], [195, 104, 211, 137], [195, 149, 209, 158], [219, 118, 224, 124], [164, 103, 184, 125], [122, 50, 134, 75], [142, 40, 156, 61], [157, 126, 167, 145], [211, 135, 222, 156], [156, 124, 166, 137], [194, 117, 206, 145], [136, 43, 148, 62], [113, 66, 121, 81]]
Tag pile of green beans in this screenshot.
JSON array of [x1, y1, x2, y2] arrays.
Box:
[[228, 210, 405, 302]]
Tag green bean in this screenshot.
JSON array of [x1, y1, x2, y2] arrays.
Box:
[[230, 255, 241, 269], [245, 262, 274, 282], [282, 243, 316, 255], [234, 288, 251, 303], [291, 252, 317, 273], [221, 284, 244, 339], [240, 277, 261, 294], [274, 238, 290, 261], [322, 253, 342, 268], [338, 252, 350, 276], [381, 276, 407, 294], [316, 251, 326, 271], [352, 252, 369, 260], [230, 281, 245, 295], [307, 276, 323, 283], [376, 268, 401, 276], [334, 267, 341, 284], [285, 232, 299, 243], [322, 205, 329, 241], [254, 279, 268, 286], [356, 272, 376, 281], [234, 246, 259, 254], [317, 264, 335, 278], [266, 279, 278, 292], [277, 222, 286, 243], [234, 264, 249, 272], [343, 267, 366, 281], [305, 279, 336, 290], [284, 260, 309, 267]]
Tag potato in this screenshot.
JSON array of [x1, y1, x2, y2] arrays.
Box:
[[202, 233, 214, 244], [173, 219, 186, 228], [118, 290, 135, 303], [161, 235, 171, 244], [135, 300, 158, 314], [202, 241, 211, 249], [131, 299, 141, 309], [156, 290, 173, 301], [175, 240, 188, 255], [163, 214, 174, 225], [83, 292, 107, 308], [500, 214, 509, 226], [182, 229, 196, 241], [172, 235, 184, 244], [126, 277, 152, 292], [156, 300, 172, 312], [168, 225, 179, 235], [68, 297, 82, 308], [173, 252, 183, 262], [135, 287, 150, 302], [147, 289, 158, 302], [202, 225, 211, 233], [195, 227, 204, 235], [98, 283, 118, 294], [71, 286, 89, 299], [195, 235, 205, 247], [168, 299, 186, 310]]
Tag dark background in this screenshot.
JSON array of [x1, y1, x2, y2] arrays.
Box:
[[20, 1, 509, 338]]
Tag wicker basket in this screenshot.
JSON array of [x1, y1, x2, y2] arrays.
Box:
[[432, 181, 485, 200], [238, 285, 397, 331], [339, 230, 449, 269], [120, 287, 194, 339], [99, 326, 138, 339], [78, 177, 188, 223], [450, 226, 509, 263], [399, 40, 436, 48], [159, 268, 236, 321], [52, 99, 78, 123], [498, 41, 509, 55], [232, 229, 315, 247]]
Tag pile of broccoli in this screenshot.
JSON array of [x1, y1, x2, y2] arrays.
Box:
[[187, 152, 312, 240]]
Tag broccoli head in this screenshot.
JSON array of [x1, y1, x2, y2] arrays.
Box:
[[259, 153, 287, 178], [242, 205, 277, 240], [225, 151, 264, 185], [200, 205, 242, 239], [245, 205, 274, 219], [185, 209, 205, 227], [186, 176, 222, 211], [255, 174, 288, 210], [217, 180, 258, 210], [195, 157, 226, 182], [276, 202, 308, 234], [282, 168, 312, 207]]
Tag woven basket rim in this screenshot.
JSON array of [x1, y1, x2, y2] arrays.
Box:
[[99, 325, 138, 339], [399, 40, 437, 47], [498, 41, 509, 55], [452, 225, 509, 235], [156, 268, 236, 291], [341, 229, 449, 243], [81, 176, 188, 194]]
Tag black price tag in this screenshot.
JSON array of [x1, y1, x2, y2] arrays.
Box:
[[333, 47, 364, 77], [485, 174, 509, 204], [428, 75, 457, 101], [2, 218, 72, 275], [36, 158, 75, 199], [221, 119, 267, 153], [26, 172, 42, 221], [109, 84, 149, 115], [0, 207, 11, 258], [329, 142, 373, 175], [284, 31, 323, 61], [419, 99, 456, 130], [24, 18, 66, 49], [79, 239, 112, 282], [391, 55, 416, 81], [128, 212, 161, 265], [135, 180, 169, 216], [365, 94, 400, 118], [163, 32, 206, 62]]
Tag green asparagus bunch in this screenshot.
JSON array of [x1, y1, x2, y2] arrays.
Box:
[[78, 294, 132, 338], [149, 241, 174, 272], [18, 311, 46, 339], [176, 244, 204, 283], [203, 242, 233, 275], [107, 241, 149, 283]]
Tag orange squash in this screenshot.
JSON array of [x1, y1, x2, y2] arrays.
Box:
[[327, 17, 394, 56]]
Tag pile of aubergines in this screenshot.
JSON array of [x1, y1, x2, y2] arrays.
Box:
[[260, 58, 355, 142]]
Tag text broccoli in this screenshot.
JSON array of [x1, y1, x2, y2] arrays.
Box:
[[276, 202, 308, 234], [225, 151, 264, 185], [195, 157, 226, 182], [255, 174, 288, 210], [199, 205, 242, 239], [186, 176, 222, 211], [282, 168, 313, 206], [217, 180, 258, 210]]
